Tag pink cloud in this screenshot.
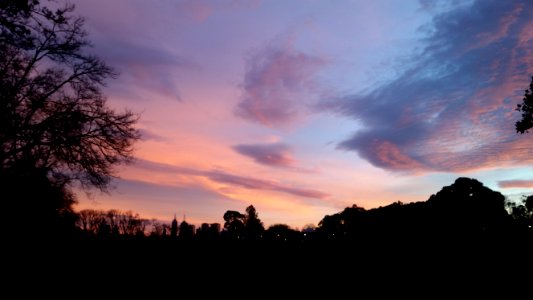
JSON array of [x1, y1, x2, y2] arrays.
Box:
[[134, 159, 329, 199], [372, 140, 427, 172], [498, 180, 533, 189], [235, 38, 327, 127], [208, 171, 329, 199]]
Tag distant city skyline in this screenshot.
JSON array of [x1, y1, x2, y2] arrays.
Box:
[[75, 0, 533, 228]]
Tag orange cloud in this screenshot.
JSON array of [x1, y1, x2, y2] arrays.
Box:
[[373, 140, 427, 172]]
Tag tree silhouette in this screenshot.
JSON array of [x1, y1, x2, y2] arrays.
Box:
[[302, 224, 316, 232], [318, 178, 510, 241], [516, 76, 533, 133], [508, 195, 533, 232], [0, 1, 139, 188], [266, 224, 301, 241], [150, 219, 170, 237], [244, 205, 264, 240], [3, 167, 79, 238], [0, 1, 139, 237], [76, 209, 148, 238], [526, 195, 533, 212], [223, 210, 245, 239], [318, 204, 367, 240], [427, 177, 508, 233]]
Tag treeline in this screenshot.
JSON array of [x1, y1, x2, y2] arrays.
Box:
[[70, 178, 532, 243], [73, 205, 305, 242], [318, 178, 532, 241], [77, 209, 149, 238]]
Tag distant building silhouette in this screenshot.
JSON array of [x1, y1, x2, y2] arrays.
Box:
[[196, 222, 221, 239], [171, 214, 178, 238], [179, 215, 195, 239], [210, 223, 221, 234]]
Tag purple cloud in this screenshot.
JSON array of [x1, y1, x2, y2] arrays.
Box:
[[334, 0, 533, 172], [208, 171, 329, 199], [498, 180, 533, 189], [134, 159, 329, 199], [77, 3, 196, 102], [176, 0, 213, 22], [175, 0, 261, 23], [138, 128, 168, 142], [233, 143, 295, 168], [235, 38, 327, 127], [92, 37, 192, 101]]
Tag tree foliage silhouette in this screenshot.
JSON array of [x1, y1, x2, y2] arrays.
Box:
[[0, 0, 139, 189], [516, 76, 533, 134], [526, 196, 533, 212], [4, 167, 79, 237], [318, 178, 510, 240], [244, 205, 264, 239], [223, 210, 245, 239], [508, 195, 533, 231], [266, 224, 300, 241], [0, 0, 139, 238]]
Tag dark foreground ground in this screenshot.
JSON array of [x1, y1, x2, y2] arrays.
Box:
[[5, 233, 532, 296], [10, 234, 532, 270]]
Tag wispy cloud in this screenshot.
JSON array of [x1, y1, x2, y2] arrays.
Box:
[[79, 2, 196, 102], [134, 159, 329, 199], [334, 0, 533, 173], [93, 37, 192, 101], [208, 171, 329, 199], [235, 37, 327, 127]]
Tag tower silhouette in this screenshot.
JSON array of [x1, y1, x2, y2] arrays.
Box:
[[171, 214, 178, 238]]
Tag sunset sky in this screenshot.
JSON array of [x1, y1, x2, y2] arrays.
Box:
[[74, 0, 533, 228]]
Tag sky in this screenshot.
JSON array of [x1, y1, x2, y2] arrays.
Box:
[[73, 0, 533, 228]]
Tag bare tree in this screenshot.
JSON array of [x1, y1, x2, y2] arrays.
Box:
[[77, 209, 149, 237], [77, 209, 105, 235], [0, 0, 139, 189]]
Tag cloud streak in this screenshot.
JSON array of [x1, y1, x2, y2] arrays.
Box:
[[235, 37, 327, 127], [498, 180, 533, 189], [135, 159, 329, 199], [208, 171, 329, 199], [94, 37, 191, 101], [334, 0, 533, 173]]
